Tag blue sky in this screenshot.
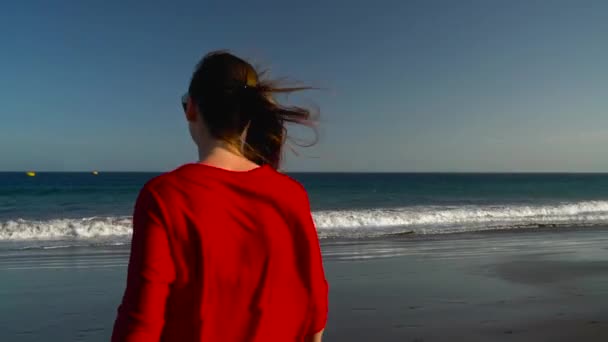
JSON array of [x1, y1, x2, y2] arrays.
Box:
[[1, 0, 607, 172]]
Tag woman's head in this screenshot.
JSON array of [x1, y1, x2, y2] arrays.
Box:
[[183, 50, 316, 169]]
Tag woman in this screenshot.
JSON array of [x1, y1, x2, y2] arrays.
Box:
[[112, 51, 328, 342]]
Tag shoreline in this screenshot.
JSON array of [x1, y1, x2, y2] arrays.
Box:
[[2, 223, 608, 253]]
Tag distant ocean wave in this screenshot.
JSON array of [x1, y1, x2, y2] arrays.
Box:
[[313, 200, 608, 238], [0, 216, 132, 241], [1, 201, 608, 246]]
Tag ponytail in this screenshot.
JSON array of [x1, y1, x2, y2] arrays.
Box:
[[188, 51, 317, 169]]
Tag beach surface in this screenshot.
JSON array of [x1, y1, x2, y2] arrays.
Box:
[[1, 228, 608, 341]]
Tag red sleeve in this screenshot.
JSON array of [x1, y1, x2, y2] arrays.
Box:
[[112, 185, 176, 342], [298, 191, 329, 335]]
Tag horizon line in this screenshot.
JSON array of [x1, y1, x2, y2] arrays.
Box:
[[2, 170, 608, 174]]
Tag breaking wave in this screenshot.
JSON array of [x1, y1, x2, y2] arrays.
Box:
[[1, 201, 607, 244]]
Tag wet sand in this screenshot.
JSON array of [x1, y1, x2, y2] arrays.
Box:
[[1, 228, 608, 341], [322, 228, 608, 341]]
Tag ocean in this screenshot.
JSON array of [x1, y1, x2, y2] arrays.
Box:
[[2, 171, 608, 250], [3, 171, 608, 341]]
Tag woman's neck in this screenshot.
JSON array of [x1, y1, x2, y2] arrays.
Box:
[[197, 140, 260, 171]]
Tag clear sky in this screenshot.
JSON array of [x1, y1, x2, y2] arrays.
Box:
[[1, 0, 607, 172]]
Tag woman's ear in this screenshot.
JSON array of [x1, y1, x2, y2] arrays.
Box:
[[185, 98, 198, 122]]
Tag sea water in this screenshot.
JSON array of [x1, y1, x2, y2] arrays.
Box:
[[2, 172, 608, 249]]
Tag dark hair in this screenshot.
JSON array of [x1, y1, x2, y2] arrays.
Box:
[[187, 50, 317, 169]]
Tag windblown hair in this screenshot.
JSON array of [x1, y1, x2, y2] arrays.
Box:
[[187, 50, 317, 169]]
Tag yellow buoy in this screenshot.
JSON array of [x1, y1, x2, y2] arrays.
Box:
[[26, 171, 36, 177], [92, 171, 99, 175]]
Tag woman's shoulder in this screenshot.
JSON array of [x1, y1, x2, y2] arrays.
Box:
[[140, 163, 310, 204], [274, 171, 307, 192], [138, 164, 192, 195], [268, 171, 311, 207]]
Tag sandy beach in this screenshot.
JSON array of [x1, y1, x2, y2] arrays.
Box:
[[1, 228, 608, 341], [322, 228, 608, 341]]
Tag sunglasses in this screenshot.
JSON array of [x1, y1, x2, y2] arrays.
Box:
[[181, 93, 189, 112]]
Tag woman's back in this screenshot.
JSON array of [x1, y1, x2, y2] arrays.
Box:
[[112, 163, 327, 341], [112, 50, 327, 341]]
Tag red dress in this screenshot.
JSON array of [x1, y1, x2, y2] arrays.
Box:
[[112, 164, 328, 341]]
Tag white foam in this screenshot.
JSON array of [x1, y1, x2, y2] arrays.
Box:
[[0, 216, 132, 241], [1, 200, 607, 243], [312, 200, 608, 238]]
